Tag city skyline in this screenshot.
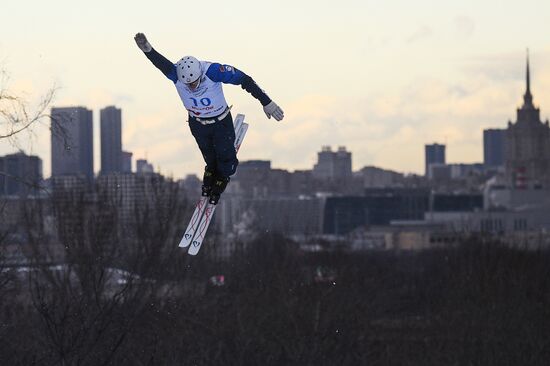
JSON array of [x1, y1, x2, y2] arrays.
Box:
[[2, 0, 550, 178], [4, 51, 547, 182], [2, 82, 542, 181]]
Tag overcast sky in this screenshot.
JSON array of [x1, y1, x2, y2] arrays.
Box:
[[2, 0, 550, 178]]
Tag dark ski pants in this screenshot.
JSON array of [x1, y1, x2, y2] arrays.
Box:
[[188, 112, 238, 179]]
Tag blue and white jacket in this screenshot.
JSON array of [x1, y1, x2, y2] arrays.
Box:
[[145, 48, 271, 119]]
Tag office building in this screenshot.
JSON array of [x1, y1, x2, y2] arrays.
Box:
[[122, 151, 133, 173], [136, 159, 154, 173], [232, 160, 272, 198], [51, 107, 94, 181], [312, 146, 352, 181], [425, 143, 445, 176], [427, 163, 451, 181], [483, 129, 506, 169], [96, 172, 173, 225], [0, 152, 43, 197], [100, 106, 122, 174], [358, 166, 403, 188]]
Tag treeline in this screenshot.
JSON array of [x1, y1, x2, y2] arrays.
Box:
[[1, 189, 549, 365]]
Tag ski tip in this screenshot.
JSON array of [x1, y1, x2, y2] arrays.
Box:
[[178, 233, 194, 248], [187, 248, 200, 255], [187, 240, 203, 255]]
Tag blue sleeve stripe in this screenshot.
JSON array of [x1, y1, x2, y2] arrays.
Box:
[[206, 63, 245, 85]]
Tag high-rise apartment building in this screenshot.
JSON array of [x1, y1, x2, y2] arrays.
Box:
[[0, 152, 43, 197], [96, 172, 170, 225], [122, 151, 133, 173], [100, 106, 122, 174], [136, 159, 154, 173], [483, 129, 506, 169], [312, 146, 352, 180], [425, 143, 446, 176], [51, 107, 94, 181]]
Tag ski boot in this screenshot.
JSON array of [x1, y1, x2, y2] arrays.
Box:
[[201, 168, 215, 197], [209, 176, 230, 205]]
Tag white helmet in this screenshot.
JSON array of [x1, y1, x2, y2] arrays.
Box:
[[176, 56, 202, 84]]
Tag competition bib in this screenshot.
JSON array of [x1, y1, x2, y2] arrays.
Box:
[[174, 61, 228, 118]]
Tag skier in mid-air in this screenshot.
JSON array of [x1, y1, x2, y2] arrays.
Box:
[[134, 33, 284, 204]]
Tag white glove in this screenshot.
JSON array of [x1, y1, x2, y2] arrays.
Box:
[[263, 101, 284, 121], [134, 33, 152, 52]]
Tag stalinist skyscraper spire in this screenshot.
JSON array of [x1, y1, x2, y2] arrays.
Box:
[[523, 49, 533, 108], [505, 51, 550, 189]]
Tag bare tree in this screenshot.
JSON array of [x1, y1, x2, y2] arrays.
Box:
[[6, 175, 191, 365], [0, 67, 63, 199], [0, 65, 60, 307], [0, 68, 57, 147], [0, 200, 16, 314], [3, 175, 550, 365]]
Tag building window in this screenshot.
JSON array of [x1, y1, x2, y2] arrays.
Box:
[[513, 218, 527, 231]]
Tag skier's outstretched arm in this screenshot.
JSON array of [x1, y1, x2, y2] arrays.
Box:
[[134, 33, 177, 82], [205, 63, 284, 121]]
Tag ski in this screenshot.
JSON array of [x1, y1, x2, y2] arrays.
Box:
[[179, 113, 248, 254], [187, 203, 217, 255], [178, 196, 209, 248], [234, 118, 248, 154], [187, 119, 248, 255], [233, 113, 245, 135]]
